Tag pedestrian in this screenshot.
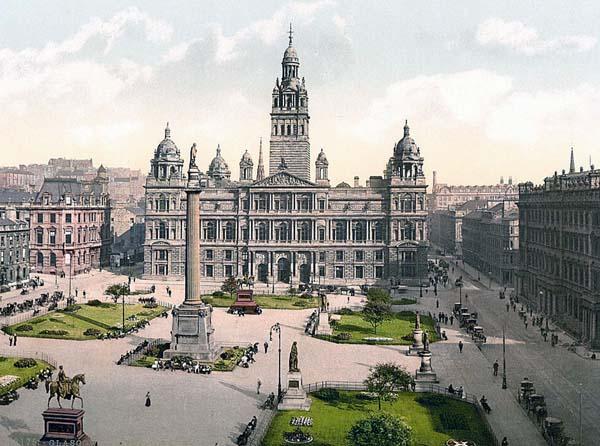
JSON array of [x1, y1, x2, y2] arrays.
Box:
[[9, 336, 12, 347], [347, 295, 350, 304], [83, 290, 86, 299], [457, 386, 464, 398], [506, 303, 509, 312], [75, 288, 78, 297], [436, 299, 439, 308], [450, 315, 454, 325], [13, 334, 17, 346], [145, 392, 151, 407], [493, 360, 499, 376], [257, 379, 262, 395], [264, 341, 269, 354], [458, 340, 463, 353], [501, 437, 508, 446], [525, 322, 528, 330]]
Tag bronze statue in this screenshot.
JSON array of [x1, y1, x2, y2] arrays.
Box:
[[189, 143, 197, 168], [415, 311, 421, 330], [288, 341, 299, 372], [46, 365, 86, 409], [422, 332, 429, 351]]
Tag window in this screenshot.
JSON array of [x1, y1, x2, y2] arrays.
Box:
[[37, 252, 44, 266], [50, 252, 57, 267], [50, 213, 56, 223], [204, 222, 216, 240], [223, 222, 234, 241], [319, 265, 325, 277], [37, 213, 43, 223], [206, 265, 213, 277], [375, 266, 384, 278], [225, 265, 233, 277], [333, 222, 346, 241], [335, 266, 344, 279], [375, 250, 384, 261], [65, 230, 72, 244], [318, 228, 325, 241], [355, 251, 364, 262], [336, 251, 344, 262], [298, 222, 310, 241], [155, 250, 168, 261], [66, 214, 72, 223], [318, 199, 325, 210], [355, 266, 364, 279], [319, 252, 326, 262], [36, 230, 43, 244], [206, 249, 214, 260], [49, 230, 56, 245], [224, 250, 233, 261]]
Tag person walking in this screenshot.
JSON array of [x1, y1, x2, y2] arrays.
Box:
[[264, 341, 269, 354], [450, 315, 454, 325], [145, 392, 151, 407], [9, 336, 12, 347], [13, 334, 17, 346], [256, 379, 262, 395], [436, 299, 439, 309], [501, 437, 508, 446], [493, 360, 499, 376], [458, 340, 463, 353]]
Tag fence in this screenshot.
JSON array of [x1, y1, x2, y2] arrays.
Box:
[[0, 300, 68, 328], [0, 348, 58, 368], [119, 338, 170, 366], [247, 406, 277, 446]]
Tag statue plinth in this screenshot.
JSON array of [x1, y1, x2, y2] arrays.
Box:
[[39, 408, 93, 446], [407, 328, 424, 355], [163, 302, 218, 362], [415, 350, 438, 383], [315, 310, 332, 335], [279, 370, 311, 411]]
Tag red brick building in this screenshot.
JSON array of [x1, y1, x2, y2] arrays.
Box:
[[29, 167, 111, 275]]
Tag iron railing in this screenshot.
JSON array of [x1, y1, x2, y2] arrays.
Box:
[[0, 300, 68, 328], [0, 348, 58, 368]]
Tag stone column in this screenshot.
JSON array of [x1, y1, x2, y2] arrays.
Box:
[[185, 190, 202, 304]]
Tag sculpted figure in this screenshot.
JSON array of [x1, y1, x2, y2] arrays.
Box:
[[289, 341, 299, 372]]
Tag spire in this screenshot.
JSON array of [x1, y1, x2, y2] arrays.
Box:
[[569, 147, 575, 174], [404, 120, 410, 137], [216, 144, 221, 156], [256, 137, 265, 181], [288, 23, 293, 46], [165, 122, 170, 139]]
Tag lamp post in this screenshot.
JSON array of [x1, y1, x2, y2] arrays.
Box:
[[488, 271, 492, 289], [579, 382, 583, 445], [122, 287, 125, 334], [539, 290, 544, 313], [270, 322, 282, 402], [502, 327, 507, 389]]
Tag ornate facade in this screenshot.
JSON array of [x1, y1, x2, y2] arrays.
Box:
[[143, 31, 429, 286], [517, 150, 600, 348]]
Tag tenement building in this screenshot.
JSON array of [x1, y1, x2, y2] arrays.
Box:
[[0, 207, 29, 288], [29, 167, 111, 275], [517, 150, 600, 348], [462, 201, 519, 287], [143, 30, 429, 286]]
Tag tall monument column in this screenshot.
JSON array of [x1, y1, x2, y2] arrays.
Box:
[[164, 143, 218, 361]]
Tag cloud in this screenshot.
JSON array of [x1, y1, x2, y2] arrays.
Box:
[[476, 18, 597, 55], [161, 39, 203, 63]]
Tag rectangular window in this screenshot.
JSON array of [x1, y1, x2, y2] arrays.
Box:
[[318, 265, 325, 277], [36, 231, 43, 244], [37, 213, 43, 223], [50, 213, 56, 223], [224, 250, 233, 261], [355, 266, 364, 279], [318, 228, 325, 241], [335, 266, 344, 279], [65, 230, 72, 244], [206, 265, 213, 277], [66, 214, 72, 223], [319, 252, 326, 262], [355, 250, 364, 262], [318, 199, 325, 210], [49, 230, 56, 245], [336, 251, 344, 262], [375, 250, 384, 261], [375, 266, 384, 278], [225, 265, 233, 277], [206, 249, 213, 260]]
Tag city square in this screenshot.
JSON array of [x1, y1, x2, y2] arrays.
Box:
[[1, 2, 599, 445]]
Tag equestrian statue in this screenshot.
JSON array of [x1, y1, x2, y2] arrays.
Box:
[[46, 365, 86, 409]]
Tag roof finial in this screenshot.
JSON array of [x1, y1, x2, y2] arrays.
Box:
[[569, 146, 575, 174], [217, 144, 221, 156], [165, 122, 170, 139], [288, 23, 293, 46], [404, 119, 410, 137]]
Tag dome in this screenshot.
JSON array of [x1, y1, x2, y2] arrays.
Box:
[[283, 45, 298, 62], [394, 120, 420, 159], [316, 148, 328, 165], [97, 164, 107, 174], [240, 149, 253, 166], [335, 181, 351, 188], [208, 145, 231, 179], [155, 123, 179, 158]]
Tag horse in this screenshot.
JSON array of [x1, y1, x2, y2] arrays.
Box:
[[45, 374, 86, 409]]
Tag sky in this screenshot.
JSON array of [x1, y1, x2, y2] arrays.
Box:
[[1, 0, 600, 186]]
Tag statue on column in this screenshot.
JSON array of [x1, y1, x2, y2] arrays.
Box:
[[189, 143, 197, 168], [415, 311, 421, 330], [422, 331, 429, 351], [288, 341, 299, 372]]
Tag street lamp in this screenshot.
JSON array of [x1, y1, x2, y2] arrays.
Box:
[[455, 277, 464, 306], [502, 327, 507, 389], [270, 322, 282, 402], [539, 290, 544, 313], [488, 271, 492, 289]]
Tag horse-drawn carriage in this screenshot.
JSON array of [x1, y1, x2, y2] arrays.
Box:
[[472, 326, 487, 343]]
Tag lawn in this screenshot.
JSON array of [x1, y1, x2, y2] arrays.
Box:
[[202, 294, 319, 310], [392, 297, 417, 305], [325, 311, 438, 345], [262, 391, 494, 446], [0, 357, 52, 395], [3, 303, 166, 340]]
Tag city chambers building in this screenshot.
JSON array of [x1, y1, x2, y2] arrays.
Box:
[[143, 32, 429, 288]]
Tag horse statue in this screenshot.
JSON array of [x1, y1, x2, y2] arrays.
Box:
[[46, 373, 86, 409]]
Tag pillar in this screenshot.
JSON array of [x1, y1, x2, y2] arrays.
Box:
[[185, 190, 201, 304]]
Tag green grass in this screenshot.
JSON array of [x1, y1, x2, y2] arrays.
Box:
[[201, 294, 319, 310], [324, 311, 438, 345], [392, 297, 417, 305], [262, 391, 494, 446], [3, 303, 166, 340], [213, 346, 246, 371], [0, 357, 52, 395]]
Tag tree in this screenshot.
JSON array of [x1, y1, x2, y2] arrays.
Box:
[[221, 276, 238, 297], [362, 300, 390, 334], [364, 362, 414, 410], [348, 413, 412, 446], [105, 283, 129, 303], [366, 287, 391, 304]]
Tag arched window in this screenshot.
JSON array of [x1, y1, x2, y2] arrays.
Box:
[[203, 222, 216, 240], [37, 252, 44, 266], [352, 222, 365, 241], [372, 221, 383, 241], [255, 222, 267, 241], [223, 222, 234, 241], [50, 252, 57, 267], [275, 222, 289, 241], [333, 221, 346, 241], [298, 222, 310, 241]]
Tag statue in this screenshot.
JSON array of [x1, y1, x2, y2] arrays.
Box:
[[46, 365, 86, 409], [189, 143, 197, 168], [415, 311, 421, 330], [320, 293, 327, 312], [422, 332, 429, 351], [288, 341, 299, 372]]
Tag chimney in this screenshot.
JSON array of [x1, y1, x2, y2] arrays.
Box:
[[508, 176, 512, 185], [500, 176, 504, 184], [432, 170, 437, 189], [365, 179, 370, 187], [354, 176, 359, 187], [5, 206, 17, 221]]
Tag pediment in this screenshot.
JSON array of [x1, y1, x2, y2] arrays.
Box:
[[252, 171, 316, 187]]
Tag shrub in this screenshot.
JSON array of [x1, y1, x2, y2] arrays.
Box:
[[83, 328, 102, 337], [48, 317, 66, 324], [288, 287, 298, 295], [212, 291, 225, 298], [87, 300, 111, 308], [440, 412, 468, 430], [336, 332, 351, 341], [39, 329, 69, 336], [293, 300, 307, 307], [15, 324, 33, 332], [415, 393, 448, 407], [348, 413, 412, 446], [62, 304, 81, 312], [30, 319, 44, 324], [14, 358, 37, 368], [0, 356, 7, 362], [314, 387, 340, 401], [356, 392, 378, 400], [337, 308, 354, 315]]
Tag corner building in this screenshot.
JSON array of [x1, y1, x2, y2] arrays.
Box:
[[143, 32, 429, 286]]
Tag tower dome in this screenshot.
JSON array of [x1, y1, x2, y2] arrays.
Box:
[[316, 148, 328, 165], [207, 145, 231, 180], [394, 120, 419, 159], [155, 122, 179, 158], [240, 149, 253, 167]]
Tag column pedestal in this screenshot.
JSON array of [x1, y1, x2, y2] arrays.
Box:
[[39, 408, 93, 446], [279, 371, 311, 411], [316, 310, 333, 335], [415, 350, 438, 383], [407, 328, 424, 355], [163, 302, 218, 362]]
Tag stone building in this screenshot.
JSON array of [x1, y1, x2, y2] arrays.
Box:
[[0, 207, 29, 288], [462, 201, 519, 286], [429, 199, 488, 256], [143, 30, 429, 286], [517, 150, 600, 348], [29, 167, 111, 275]]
